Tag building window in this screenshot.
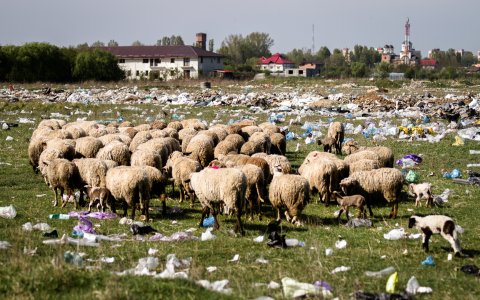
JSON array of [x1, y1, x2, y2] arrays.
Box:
[[136, 70, 140, 76], [183, 58, 190, 66], [119, 59, 125, 63], [155, 59, 160, 66], [143, 59, 149, 63], [171, 58, 175, 63], [299, 70, 304, 75], [288, 70, 293, 75], [145, 70, 149, 76], [200, 57, 203, 63], [217, 57, 220, 63], [127, 70, 131, 76]]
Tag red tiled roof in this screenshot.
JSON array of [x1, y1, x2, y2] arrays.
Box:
[[420, 59, 438, 66], [102, 45, 223, 58], [259, 53, 294, 65]]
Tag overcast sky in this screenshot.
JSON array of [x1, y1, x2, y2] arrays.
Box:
[[1, 0, 479, 57]]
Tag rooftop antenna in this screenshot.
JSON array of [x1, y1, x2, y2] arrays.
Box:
[[312, 24, 315, 54]]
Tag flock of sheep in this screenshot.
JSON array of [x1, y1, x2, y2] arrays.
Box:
[[27, 116, 462, 254]]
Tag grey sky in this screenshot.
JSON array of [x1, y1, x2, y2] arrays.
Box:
[[1, 0, 479, 57]]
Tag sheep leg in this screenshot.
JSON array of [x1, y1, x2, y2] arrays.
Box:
[[389, 201, 398, 218], [421, 227, 432, 252], [212, 207, 220, 230], [415, 195, 420, 207], [189, 192, 195, 208], [336, 208, 344, 222], [60, 188, 67, 208], [160, 194, 166, 216], [235, 209, 245, 236], [345, 207, 350, 221], [130, 202, 136, 220], [53, 187, 59, 207], [276, 207, 282, 222]]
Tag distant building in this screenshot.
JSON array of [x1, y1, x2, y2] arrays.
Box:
[[103, 33, 224, 80], [342, 48, 350, 62], [259, 53, 295, 72], [420, 59, 439, 70], [428, 48, 440, 59], [455, 49, 465, 57], [379, 18, 420, 66], [477, 50, 480, 61], [299, 61, 322, 77]]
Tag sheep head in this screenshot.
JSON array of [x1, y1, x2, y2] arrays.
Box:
[[408, 215, 420, 228], [340, 177, 358, 195]]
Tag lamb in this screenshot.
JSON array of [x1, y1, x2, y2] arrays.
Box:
[[340, 168, 404, 218], [269, 165, 310, 225], [187, 167, 247, 234], [96, 140, 131, 166], [74, 136, 103, 158], [85, 185, 111, 212], [105, 166, 151, 220], [326, 121, 344, 154], [408, 183, 433, 207], [332, 191, 366, 221], [408, 215, 462, 255], [41, 158, 82, 208]]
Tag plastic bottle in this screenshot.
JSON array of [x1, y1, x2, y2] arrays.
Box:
[[365, 266, 396, 277], [49, 214, 70, 220], [285, 238, 299, 247], [406, 276, 420, 295]]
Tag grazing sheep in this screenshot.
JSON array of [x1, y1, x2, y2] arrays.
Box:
[[214, 139, 239, 158], [45, 138, 76, 160], [73, 158, 109, 206], [364, 146, 395, 168], [185, 134, 214, 168], [252, 153, 292, 175], [97, 134, 124, 146], [225, 124, 242, 135], [164, 152, 202, 206], [348, 159, 380, 175], [37, 119, 64, 130], [270, 132, 286, 155], [74, 136, 103, 158], [178, 127, 197, 142], [269, 165, 310, 225], [142, 165, 168, 217], [106, 166, 151, 220], [340, 168, 404, 218], [258, 122, 280, 135], [332, 191, 366, 221], [167, 121, 183, 131], [249, 131, 271, 154], [62, 124, 86, 139], [223, 134, 245, 150], [220, 154, 272, 184], [96, 141, 131, 166], [299, 159, 337, 206], [37, 147, 64, 175], [102, 159, 119, 170], [151, 120, 167, 130], [88, 127, 109, 138], [131, 148, 162, 169], [343, 150, 381, 166], [326, 121, 344, 154], [118, 127, 138, 139], [408, 183, 433, 207], [181, 118, 208, 131], [134, 123, 151, 132], [342, 139, 361, 155], [408, 215, 462, 255], [41, 158, 82, 208], [317, 136, 336, 153], [208, 126, 228, 142], [187, 167, 247, 234], [85, 185, 111, 212], [28, 137, 48, 173], [240, 125, 262, 140], [236, 164, 266, 220], [129, 131, 152, 152], [136, 138, 170, 167], [240, 140, 264, 156]]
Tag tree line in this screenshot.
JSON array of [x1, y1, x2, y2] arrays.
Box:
[[0, 43, 125, 82]]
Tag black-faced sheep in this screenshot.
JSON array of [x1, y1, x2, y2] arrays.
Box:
[[408, 183, 433, 207], [187, 167, 247, 235], [269, 165, 310, 225], [340, 168, 404, 218], [105, 166, 151, 220], [408, 215, 462, 255], [41, 158, 82, 208], [332, 191, 366, 221]]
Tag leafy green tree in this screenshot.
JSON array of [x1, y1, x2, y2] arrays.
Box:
[[171, 35, 184, 46], [376, 62, 392, 78], [107, 40, 119, 47], [218, 32, 273, 66], [286, 48, 314, 65], [350, 62, 366, 77], [91, 41, 105, 47], [316, 46, 331, 63], [131, 40, 143, 46], [73, 49, 125, 81]]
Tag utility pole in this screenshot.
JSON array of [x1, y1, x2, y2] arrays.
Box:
[[312, 24, 315, 54]]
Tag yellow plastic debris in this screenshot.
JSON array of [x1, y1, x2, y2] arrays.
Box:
[[452, 135, 464, 146], [386, 272, 398, 293]]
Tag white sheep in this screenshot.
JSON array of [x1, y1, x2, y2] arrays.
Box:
[[408, 183, 433, 207], [187, 167, 247, 235], [269, 165, 310, 225], [41, 158, 83, 208], [408, 215, 462, 255], [164, 152, 202, 206], [326, 121, 344, 154]]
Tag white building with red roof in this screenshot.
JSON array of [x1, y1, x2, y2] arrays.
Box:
[[258, 53, 295, 72]]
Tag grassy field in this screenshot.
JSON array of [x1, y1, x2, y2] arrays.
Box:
[[0, 81, 479, 299]]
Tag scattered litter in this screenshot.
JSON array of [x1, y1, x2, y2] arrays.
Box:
[[331, 266, 351, 274], [74, 216, 96, 234], [49, 213, 70, 220], [157, 254, 191, 279], [0, 241, 11, 250], [267, 281, 281, 289], [253, 235, 264, 243], [255, 257, 268, 264], [36, 194, 47, 198], [365, 266, 396, 277], [228, 254, 240, 262], [201, 228, 216, 241], [448, 253, 453, 261], [421, 256, 436, 266], [386, 272, 398, 293], [69, 211, 117, 219], [285, 238, 304, 247], [23, 246, 37, 256], [408, 233, 422, 239], [43, 233, 100, 247], [100, 257, 115, 263], [443, 169, 461, 179], [196, 279, 232, 295], [352, 291, 411, 300], [149, 231, 197, 242], [433, 188, 451, 205], [335, 239, 347, 249], [281, 277, 332, 298], [406, 276, 419, 295], [405, 170, 419, 183], [148, 248, 158, 255], [43, 230, 58, 238], [325, 248, 333, 256], [0, 205, 17, 219], [64, 251, 84, 267], [201, 216, 215, 227], [470, 150, 480, 154], [5, 136, 13, 141], [206, 266, 217, 273], [346, 218, 372, 228], [383, 228, 405, 240]]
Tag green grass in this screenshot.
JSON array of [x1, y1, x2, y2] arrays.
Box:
[[0, 84, 479, 299]]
